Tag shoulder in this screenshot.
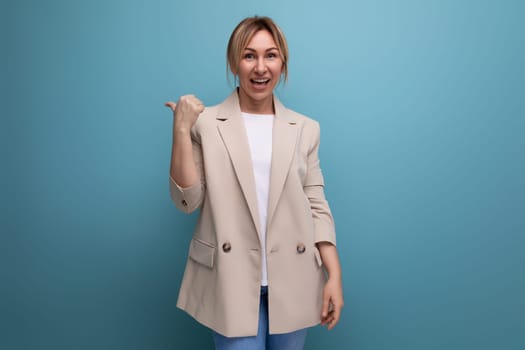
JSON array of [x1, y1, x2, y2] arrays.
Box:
[[278, 105, 323, 154], [275, 95, 320, 129], [194, 104, 220, 127], [193, 92, 237, 130], [190, 103, 221, 141], [282, 105, 321, 136]]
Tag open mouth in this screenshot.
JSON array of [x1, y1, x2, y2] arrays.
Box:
[[250, 78, 270, 86]]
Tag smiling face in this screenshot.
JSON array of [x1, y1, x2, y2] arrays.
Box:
[[236, 30, 283, 114]]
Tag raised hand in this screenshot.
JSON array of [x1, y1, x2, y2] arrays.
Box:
[[165, 94, 205, 132]]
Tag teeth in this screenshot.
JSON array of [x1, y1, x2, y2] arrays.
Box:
[[253, 79, 269, 83]]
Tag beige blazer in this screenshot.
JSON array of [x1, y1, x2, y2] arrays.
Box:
[[170, 90, 336, 337]]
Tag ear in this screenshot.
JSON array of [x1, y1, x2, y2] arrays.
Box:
[[230, 70, 237, 82], [280, 64, 287, 83]]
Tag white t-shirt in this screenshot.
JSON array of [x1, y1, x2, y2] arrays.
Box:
[[242, 112, 274, 286]]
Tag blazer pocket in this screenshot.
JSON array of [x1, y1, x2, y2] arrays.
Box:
[[189, 237, 216, 269], [314, 246, 323, 267]]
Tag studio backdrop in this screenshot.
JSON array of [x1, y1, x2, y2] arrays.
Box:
[[3, 0, 524, 349]]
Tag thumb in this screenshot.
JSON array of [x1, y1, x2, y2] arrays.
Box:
[[164, 101, 177, 111]]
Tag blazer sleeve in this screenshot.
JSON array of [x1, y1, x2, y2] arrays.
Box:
[[169, 129, 206, 214], [303, 121, 336, 245]]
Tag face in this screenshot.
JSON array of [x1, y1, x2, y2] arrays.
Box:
[[236, 30, 283, 113]]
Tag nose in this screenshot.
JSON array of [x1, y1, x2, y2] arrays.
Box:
[[255, 57, 267, 74]]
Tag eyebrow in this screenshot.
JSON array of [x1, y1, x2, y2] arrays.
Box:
[[244, 47, 279, 52]]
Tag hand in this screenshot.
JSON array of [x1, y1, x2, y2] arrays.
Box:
[[164, 94, 205, 131], [320, 276, 344, 330]]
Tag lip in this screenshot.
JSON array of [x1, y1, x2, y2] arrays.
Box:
[[250, 78, 271, 82], [249, 78, 271, 90]]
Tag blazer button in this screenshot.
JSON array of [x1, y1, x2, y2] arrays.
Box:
[[181, 199, 188, 207], [222, 242, 232, 253], [297, 243, 306, 254]]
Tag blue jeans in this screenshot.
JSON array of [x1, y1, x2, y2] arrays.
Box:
[[212, 286, 308, 350]]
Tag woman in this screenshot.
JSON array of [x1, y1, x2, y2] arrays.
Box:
[[165, 16, 343, 349]]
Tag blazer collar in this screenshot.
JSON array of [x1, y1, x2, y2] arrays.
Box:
[[216, 89, 297, 123], [216, 90, 299, 240]]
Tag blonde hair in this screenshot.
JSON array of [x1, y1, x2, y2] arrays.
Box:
[[227, 16, 289, 82]]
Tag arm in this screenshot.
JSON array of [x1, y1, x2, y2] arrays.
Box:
[[318, 242, 344, 330], [303, 121, 344, 330], [170, 123, 199, 188], [165, 95, 205, 213]]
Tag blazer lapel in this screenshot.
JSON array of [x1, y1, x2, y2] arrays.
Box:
[[266, 97, 299, 228], [216, 92, 262, 237]]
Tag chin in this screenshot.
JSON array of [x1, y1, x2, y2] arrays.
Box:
[[241, 86, 272, 99], [251, 92, 274, 102]]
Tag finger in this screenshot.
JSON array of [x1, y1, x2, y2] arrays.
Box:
[[320, 313, 330, 325], [186, 95, 200, 103], [324, 315, 334, 329], [164, 102, 177, 111], [184, 96, 204, 110], [321, 295, 330, 318], [332, 302, 341, 326], [327, 315, 339, 330], [327, 306, 341, 330], [194, 100, 205, 109], [320, 310, 327, 324]]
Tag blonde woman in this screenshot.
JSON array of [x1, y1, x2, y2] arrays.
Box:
[[165, 16, 343, 350]]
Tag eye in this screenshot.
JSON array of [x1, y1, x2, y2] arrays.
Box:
[[267, 51, 280, 60], [243, 53, 255, 60]]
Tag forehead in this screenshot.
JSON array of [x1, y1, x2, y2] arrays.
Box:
[[245, 30, 278, 50]]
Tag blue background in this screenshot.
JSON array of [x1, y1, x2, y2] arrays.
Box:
[[3, 0, 524, 349]]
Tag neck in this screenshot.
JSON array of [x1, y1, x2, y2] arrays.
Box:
[[238, 88, 274, 114]]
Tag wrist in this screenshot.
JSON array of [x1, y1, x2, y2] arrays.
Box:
[[173, 123, 192, 135], [327, 270, 342, 281]]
